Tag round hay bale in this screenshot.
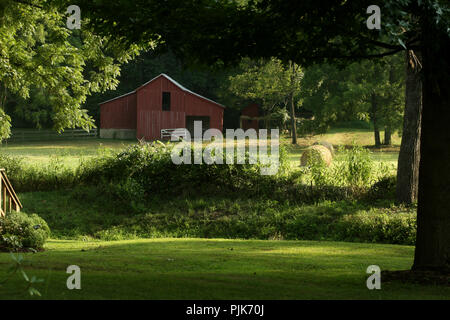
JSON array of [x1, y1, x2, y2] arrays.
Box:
[[300, 145, 333, 167], [313, 141, 335, 155]]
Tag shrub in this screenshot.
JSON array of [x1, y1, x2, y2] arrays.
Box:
[[300, 145, 332, 167], [367, 175, 397, 201], [335, 210, 416, 245], [339, 145, 374, 187], [322, 144, 379, 191], [0, 212, 50, 251], [79, 142, 289, 197]]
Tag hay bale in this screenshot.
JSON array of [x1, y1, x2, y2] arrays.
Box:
[[300, 145, 333, 167], [313, 141, 335, 155]]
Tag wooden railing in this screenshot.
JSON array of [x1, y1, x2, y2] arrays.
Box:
[[0, 169, 22, 217]]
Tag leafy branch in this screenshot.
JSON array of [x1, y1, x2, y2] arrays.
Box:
[[0, 253, 44, 297]]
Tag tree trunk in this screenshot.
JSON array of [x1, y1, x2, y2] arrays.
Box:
[[371, 94, 381, 147], [289, 61, 298, 144], [413, 26, 450, 272], [289, 92, 297, 144], [396, 51, 422, 204], [384, 126, 392, 145]]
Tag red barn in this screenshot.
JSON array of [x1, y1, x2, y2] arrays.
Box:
[[99, 74, 225, 140], [240, 103, 260, 131]]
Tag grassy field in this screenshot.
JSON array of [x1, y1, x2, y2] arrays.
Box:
[[0, 127, 400, 168], [1, 127, 425, 300], [1, 238, 449, 300], [0, 138, 135, 167]]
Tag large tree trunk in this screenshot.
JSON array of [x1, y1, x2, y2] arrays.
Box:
[[396, 50, 422, 204], [413, 27, 450, 272], [371, 93, 381, 147]]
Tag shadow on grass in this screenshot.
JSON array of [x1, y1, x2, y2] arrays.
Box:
[[2, 238, 448, 300]]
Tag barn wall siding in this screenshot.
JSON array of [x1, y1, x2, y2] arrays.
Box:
[[100, 93, 137, 129]]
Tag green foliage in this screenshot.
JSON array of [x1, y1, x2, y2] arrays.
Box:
[[79, 142, 289, 197], [0, 253, 44, 297], [71, 177, 147, 213], [48, 194, 416, 245], [340, 145, 375, 188], [300, 54, 405, 145], [367, 175, 397, 201], [229, 57, 302, 125], [0, 1, 144, 139], [304, 145, 394, 190], [9, 88, 53, 129], [0, 153, 77, 192], [0, 211, 50, 251], [296, 119, 328, 137], [335, 210, 416, 245]]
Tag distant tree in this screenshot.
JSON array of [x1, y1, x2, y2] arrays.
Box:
[[229, 57, 302, 143], [300, 64, 355, 133], [301, 54, 404, 147], [0, 1, 142, 139]]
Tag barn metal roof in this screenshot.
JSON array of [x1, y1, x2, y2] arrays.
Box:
[[98, 90, 136, 105], [99, 73, 225, 108]]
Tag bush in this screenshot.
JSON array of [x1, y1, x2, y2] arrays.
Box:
[[338, 145, 374, 188], [367, 175, 397, 201], [79, 142, 289, 197], [335, 210, 416, 245], [0, 211, 50, 251]]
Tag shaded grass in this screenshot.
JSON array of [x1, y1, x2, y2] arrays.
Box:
[[18, 189, 415, 245], [0, 238, 448, 299]]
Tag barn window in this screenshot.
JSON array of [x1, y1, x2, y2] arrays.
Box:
[[162, 92, 171, 111]]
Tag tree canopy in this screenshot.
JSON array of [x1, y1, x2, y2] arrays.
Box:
[[0, 0, 144, 139]]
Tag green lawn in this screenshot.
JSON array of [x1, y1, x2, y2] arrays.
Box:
[[0, 138, 135, 167], [1, 238, 449, 300]]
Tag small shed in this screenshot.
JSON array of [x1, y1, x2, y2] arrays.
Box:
[[240, 103, 260, 131], [99, 74, 225, 140]]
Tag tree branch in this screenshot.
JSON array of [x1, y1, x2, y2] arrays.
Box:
[[359, 36, 403, 50]]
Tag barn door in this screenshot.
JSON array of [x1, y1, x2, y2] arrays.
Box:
[[185, 116, 210, 137]]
